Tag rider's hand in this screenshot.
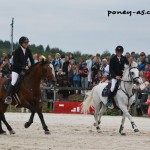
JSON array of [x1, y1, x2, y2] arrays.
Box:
[[116, 76, 121, 80], [24, 66, 29, 70]]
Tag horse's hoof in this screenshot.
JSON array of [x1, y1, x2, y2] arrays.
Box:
[[45, 130, 50, 134], [97, 129, 101, 133], [98, 121, 101, 125], [0, 130, 6, 135], [96, 127, 100, 133], [9, 130, 15, 135], [24, 122, 30, 128], [120, 132, 126, 136], [134, 129, 139, 132], [93, 123, 96, 126]]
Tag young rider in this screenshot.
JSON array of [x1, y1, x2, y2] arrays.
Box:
[[106, 46, 128, 107], [4, 36, 34, 104]]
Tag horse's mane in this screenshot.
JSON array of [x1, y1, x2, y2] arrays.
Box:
[[123, 61, 138, 73], [24, 61, 48, 77]]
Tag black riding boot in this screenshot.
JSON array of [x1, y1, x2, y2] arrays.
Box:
[[4, 84, 14, 104], [106, 91, 113, 107]]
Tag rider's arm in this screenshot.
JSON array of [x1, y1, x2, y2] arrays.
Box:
[[13, 49, 23, 68], [28, 49, 34, 66], [109, 58, 116, 78]]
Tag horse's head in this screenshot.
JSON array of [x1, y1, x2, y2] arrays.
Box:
[[128, 61, 140, 84], [39, 59, 54, 80]]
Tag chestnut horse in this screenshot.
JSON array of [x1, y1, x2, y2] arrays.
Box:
[[0, 60, 54, 135]]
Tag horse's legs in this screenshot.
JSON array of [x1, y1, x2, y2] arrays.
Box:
[[120, 106, 139, 132], [24, 104, 35, 128], [0, 115, 6, 135], [37, 109, 50, 134], [94, 103, 106, 133], [94, 108, 100, 133], [98, 104, 106, 125], [119, 113, 126, 135], [1, 113, 15, 134], [24, 112, 35, 128]]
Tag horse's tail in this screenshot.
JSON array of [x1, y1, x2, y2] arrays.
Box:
[[81, 89, 94, 114]]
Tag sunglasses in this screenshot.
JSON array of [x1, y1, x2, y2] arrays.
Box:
[[140, 55, 145, 56]]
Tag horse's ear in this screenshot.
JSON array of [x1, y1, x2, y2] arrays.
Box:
[[41, 59, 45, 65], [41, 59, 48, 65], [124, 63, 128, 69]]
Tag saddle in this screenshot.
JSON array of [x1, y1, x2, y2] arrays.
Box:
[[3, 71, 25, 94], [102, 81, 120, 97], [102, 81, 120, 109], [2, 70, 26, 107]]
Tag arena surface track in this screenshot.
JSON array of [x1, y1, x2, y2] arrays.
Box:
[[0, 113, 150, 150]]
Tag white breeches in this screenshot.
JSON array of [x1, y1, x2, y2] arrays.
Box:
[[11, 72, 19, 86], [110, 78, 117, 92], [88, 70, 92, 82]]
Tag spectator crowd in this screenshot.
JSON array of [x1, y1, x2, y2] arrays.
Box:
[[0, 50, 150, 114]]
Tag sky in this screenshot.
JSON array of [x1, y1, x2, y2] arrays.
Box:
[[0, 0, 150, 55]]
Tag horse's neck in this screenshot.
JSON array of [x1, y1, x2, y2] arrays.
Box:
[[25, 67, 42, 87], [121, 71, 133, 96]]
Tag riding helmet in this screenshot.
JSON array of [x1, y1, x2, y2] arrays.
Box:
[[115, 46, 124, 53], [19, 36, 29, 44]]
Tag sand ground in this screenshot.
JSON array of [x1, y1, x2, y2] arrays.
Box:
[[0, 113, 150, 150]]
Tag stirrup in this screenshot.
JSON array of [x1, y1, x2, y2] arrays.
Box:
[[106, 101, 114, 109], [4, 96, 12, 105]]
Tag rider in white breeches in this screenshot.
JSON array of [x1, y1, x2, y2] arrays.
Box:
[[110, 78, 118, 92], [4, 36, 34, 105], [11, 72, 19, 86], [106, 46, 128, 107]]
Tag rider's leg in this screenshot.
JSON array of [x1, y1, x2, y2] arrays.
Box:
[[106, 78, 117, 107], [4, 72, 18, 104]]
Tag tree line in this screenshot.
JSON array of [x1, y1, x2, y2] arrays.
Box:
[[0, 40, 150, 61]]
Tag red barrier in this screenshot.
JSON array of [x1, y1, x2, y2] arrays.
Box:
[[54, 102, 94, 114]]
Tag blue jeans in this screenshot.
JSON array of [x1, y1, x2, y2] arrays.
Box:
[[81, 77, 88, 88]]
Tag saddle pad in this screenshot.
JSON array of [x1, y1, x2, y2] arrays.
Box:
[[2, 78, 11, 92], [102, 83, 111, 97]]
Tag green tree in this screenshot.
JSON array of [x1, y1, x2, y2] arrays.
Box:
[[45, 45, 50, 52], [101, 50, 111, 59]]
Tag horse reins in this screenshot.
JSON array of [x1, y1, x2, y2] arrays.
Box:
[[118, 66, 139, 100]]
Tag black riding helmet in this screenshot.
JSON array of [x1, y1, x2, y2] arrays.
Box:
[[115, 46, 124, 53], [19, 36, 29, 45]]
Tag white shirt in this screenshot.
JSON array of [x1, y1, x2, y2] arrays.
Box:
[[21, 46, 26, 55]]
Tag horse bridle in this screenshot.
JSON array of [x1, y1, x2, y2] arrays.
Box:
[[119, 66, 140, 99]]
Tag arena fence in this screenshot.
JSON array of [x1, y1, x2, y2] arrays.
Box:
[[7, 86, 150, 115], [40, 86, 150, 115]]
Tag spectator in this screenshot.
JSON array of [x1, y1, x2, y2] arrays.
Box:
[[95, 53, 101, 63], [52, 53, 62, 75], [0, 72, 3, 78], [73, 65, 81, 94], [92, 70, 103, 86], [56, 69, 70, 101], [39, 55, 46, 62], [69, 53, 77, 65], [125, 52, 130, 59], [91, 59, 100, 83], [1, 57, 11, 78], [56, 69, 65, 84], [33, 53, 39, 63], [61, 54, 65, 65], [138, 52, 147, 71], [143, 62, 150, 82], [80, 62, 89, 90], [68, 60, 75, 87], [100, 58, 109, 77], [131, 51, 137, 62], [62, 56, 69, 76], [0, 52, 7, 65], [47, 54, 53, 64], [86, 55, 93, 86]]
